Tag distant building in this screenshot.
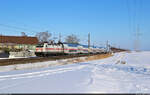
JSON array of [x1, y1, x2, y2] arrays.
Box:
[[0, 35, 38, 50]]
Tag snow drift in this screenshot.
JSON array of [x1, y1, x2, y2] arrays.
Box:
[[0, 51, 150, 93]]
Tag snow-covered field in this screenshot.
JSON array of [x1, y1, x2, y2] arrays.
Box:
[[0, 51, 150, 93]]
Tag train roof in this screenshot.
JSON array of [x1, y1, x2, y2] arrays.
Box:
[[63, 43, 80, 47], [90, 46, 105, 49], [63, 43, 89, 48], [62, 42, 105, 49], [80, 45, 89, 48]]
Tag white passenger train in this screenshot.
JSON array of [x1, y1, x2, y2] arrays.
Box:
[[35, 42, 107, 57]]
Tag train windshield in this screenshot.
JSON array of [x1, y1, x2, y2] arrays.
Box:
[[36, 44, 43, 48]]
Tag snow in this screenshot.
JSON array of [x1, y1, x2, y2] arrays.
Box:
[[0, 57, 26, 60], [0, 57, 87, 72], [0, 51, 150, 93], [0, 56, 37, 60]]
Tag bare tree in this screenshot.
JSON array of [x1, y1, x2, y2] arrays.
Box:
[[65, 34, 80, 44], [35, 31, 51, 43], [21, 32, 27, 36]]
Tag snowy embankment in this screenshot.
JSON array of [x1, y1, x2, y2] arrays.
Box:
[[0, 54, 110, 72], [0, 51, 150, 93], [0, 57, 87, 72]]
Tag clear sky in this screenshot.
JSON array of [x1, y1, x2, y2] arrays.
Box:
[[0, 0, 150, 50]]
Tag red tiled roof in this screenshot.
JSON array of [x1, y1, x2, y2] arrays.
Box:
[[0, 35, 38, 45]]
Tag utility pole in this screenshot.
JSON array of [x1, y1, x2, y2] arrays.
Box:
[[53, 32, 57, 43], [134, 24, 141, 51], [0, 33, 1, 48], [88, 33, 90, 48], [59, 33, 62, 42], [106, 40, 109, 52], [0, 33, 3, 48], [93, 43, 94, 47]]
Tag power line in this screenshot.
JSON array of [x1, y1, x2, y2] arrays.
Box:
[[126, 0, 132, 34], [0, 23, 41, 36], [134, 0, 142, 51], [0, 23, 38, 32], [126, 0, 143, 51], [88, 33, 90, 48], [0, 28, 28, 35], [134, 24, 142, 51]]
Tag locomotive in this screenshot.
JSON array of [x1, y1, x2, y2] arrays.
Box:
[[35, 41, 107, 57]]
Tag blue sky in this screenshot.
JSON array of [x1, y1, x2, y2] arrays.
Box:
[[0, 0, 150, 50]]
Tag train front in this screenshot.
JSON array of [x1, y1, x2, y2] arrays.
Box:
[[35, 43, 45, 57]]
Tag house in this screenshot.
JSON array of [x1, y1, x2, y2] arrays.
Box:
[[0, 35, 38, 50]]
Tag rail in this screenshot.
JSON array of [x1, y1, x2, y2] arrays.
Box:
[[0, 53, 108, 66]]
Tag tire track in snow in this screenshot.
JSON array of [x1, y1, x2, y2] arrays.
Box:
[[99, 64, 150, 76], [107, 52, 150, 76], [0, 64, 87, 81], [114, 52, 126, 64], [0, 77, 39, 91]]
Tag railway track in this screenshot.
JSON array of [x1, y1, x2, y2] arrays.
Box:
[[0, 53, 106, 66]]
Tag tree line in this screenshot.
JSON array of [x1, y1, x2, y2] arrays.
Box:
[[21, 31, 80, 44]]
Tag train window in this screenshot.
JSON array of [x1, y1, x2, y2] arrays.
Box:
[[69, 50, 77, 52]]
